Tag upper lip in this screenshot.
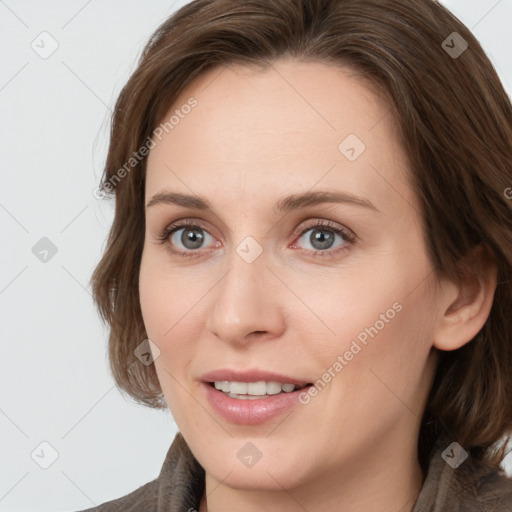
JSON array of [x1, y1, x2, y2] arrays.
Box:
[[200, 369, 311, 387]]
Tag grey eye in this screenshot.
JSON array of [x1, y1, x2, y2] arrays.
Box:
[[171, 227, 213, 250]]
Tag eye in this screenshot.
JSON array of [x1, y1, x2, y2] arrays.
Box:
[[157, 220, 218, 256], [156, 219, 355, 259], [291, 220, 355, 258]]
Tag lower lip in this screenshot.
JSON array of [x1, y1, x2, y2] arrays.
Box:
[[202, 382, 310, 425]]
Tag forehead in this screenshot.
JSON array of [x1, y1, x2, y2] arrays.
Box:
[[145, 58, 415, 218]]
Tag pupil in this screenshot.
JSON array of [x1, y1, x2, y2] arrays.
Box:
[[182, 228, 204, 249], [311, 228, 334, 250]]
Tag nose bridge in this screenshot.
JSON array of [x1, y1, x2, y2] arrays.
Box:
[[206, 234, 284, 343]]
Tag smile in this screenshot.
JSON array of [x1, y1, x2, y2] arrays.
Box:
[[203, 381, 313, 424]]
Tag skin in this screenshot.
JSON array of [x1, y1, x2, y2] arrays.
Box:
[[139, 58, 497, 512]]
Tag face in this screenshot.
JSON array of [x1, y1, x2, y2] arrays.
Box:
[[139, 59, 441, 492]]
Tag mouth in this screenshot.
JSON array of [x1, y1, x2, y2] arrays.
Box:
[[207, 380, 312, 399], [199, 369, 314, 423]]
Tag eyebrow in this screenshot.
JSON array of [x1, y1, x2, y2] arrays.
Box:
[[146, 190, 379, 214]]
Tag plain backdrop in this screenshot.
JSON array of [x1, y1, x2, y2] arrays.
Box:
[[1, 1, 511, 511]]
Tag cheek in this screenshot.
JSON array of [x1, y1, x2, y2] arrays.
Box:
[[139, 266, 166, 341], [326, 285, 436, 422], [139, 258, 195, 419], [139, 250, 186, 341], [299, 253, 436, 400], [139, 253, 201, 375]]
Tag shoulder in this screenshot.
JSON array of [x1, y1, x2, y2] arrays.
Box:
[[414, 435, 512, 511], [457, 462, 512, 511], [73, 477, 160, 512]]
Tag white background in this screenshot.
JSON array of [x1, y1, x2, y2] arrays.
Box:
[[1, 1, 511, 511]]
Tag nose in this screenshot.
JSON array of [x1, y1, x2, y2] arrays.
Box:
[[205, 241, 286, 347]]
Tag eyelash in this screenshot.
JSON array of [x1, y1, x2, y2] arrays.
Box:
[[156, 219, 356, 259]]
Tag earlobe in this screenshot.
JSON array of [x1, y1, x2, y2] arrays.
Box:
[[433, 244, 498, 352]]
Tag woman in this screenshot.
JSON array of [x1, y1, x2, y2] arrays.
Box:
[[82, 0, 512, 510]]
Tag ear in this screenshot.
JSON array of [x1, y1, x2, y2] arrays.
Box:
[[433, 243, 498, 351]]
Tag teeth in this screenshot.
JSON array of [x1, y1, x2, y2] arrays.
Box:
[[230, 381, 248, 394], [227, 393, 267, 400], [214, 381, 230, 392], [266, 381, 282, 395], [247, 381, 267, 395], [213, 380, 299, 396]]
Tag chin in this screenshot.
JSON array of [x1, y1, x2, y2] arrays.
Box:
[[200, 447, 308, 492], [211, 465, 301, 492]]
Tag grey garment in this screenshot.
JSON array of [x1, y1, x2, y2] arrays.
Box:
[[76, 432, 512, 512], [412, 435, 512, 512]]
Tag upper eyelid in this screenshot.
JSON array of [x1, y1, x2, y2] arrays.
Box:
[[148, 200, 370, 237]]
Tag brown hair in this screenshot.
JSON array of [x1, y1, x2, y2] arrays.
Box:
[[90, 0, 512, 473]]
